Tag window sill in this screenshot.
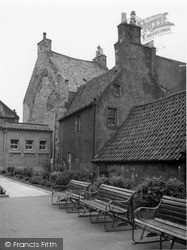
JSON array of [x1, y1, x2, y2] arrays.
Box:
[[106, 124, 119, 130], [38, 151, 49, 154], [9, 150, 21, 154], [24, 151, 35, 154]]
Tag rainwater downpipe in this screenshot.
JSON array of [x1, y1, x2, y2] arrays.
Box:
[[3, 129, 7, 169], [92, 98, 97, 159]]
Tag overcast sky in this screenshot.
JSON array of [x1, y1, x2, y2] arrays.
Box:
[[0, 0, 186, 121]]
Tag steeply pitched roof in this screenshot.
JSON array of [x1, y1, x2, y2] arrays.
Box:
[[60, 67, 119, 119], [0, 123, 52, 132], [0, 100, 19, 119], [93, 91, 186, 163], [50, 51, 108, 91]]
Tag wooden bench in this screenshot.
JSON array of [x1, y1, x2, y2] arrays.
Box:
[[78, 184, 135, 231], [51, 179, 90, 212], [132, 195, 187, 249]]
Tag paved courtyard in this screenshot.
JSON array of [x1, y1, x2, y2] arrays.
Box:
[[0, 176, 185, 250]]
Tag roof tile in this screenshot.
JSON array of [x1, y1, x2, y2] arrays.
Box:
[[0, 123, 52, 132]]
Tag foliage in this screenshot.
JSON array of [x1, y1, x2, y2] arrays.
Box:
[[41, 164, 51, 180], [0, 169, 7, 174], [30, 176, 43, 184], [93, 176, 110, 189], [163, 178, 186, 198], [15, 168, 25, 176], [0, 185, 6, 194], [109, 176, 133, 189], [134, 177, 186, 208], [23, 167, 34, 178], [7, 166, 15, 176]]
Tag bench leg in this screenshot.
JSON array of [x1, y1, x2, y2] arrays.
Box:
[[66, 199, 80, 213], [51, 193, 61, 205], [104, 213, 132, 232], [90, 210, 104, 223], [132, 223, 166, 248], [170, 238, 175, 249], [78, 205, 91, 217]]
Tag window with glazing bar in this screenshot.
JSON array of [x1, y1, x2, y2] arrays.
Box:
[[107, 108, 117, 126]]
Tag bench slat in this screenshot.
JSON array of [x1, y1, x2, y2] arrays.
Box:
[[135, 218, 187, 241]]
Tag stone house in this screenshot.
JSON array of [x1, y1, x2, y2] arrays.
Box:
[[0, 122, 52, 170], [58, 12, 185, 171], [93, 91, 186, 184], [0, 100, 19, 124], [23, 33, 108, 164]]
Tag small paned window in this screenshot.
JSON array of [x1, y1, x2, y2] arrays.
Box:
[[114, 84, 121, 96], [107, 108, 117, 126], [39, 141, 47, 150], [10, 139, 19, 150], [25, 140, 33, 150], [75, 115, 80, 132]]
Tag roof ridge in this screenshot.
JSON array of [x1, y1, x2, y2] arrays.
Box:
[[156, 55, 186, 65], [51, 50, 104, 65], [3, 122, 49, 126]]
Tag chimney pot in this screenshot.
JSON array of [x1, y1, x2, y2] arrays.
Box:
[[121, 13, 127, 23], [130, 11, 136, 24]]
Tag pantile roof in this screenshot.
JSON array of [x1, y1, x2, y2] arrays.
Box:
[[0, 123, 52, 132], [60, 67, 119, 119], [93, 91, 186, 163]]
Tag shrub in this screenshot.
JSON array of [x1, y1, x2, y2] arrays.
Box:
[[134, 177, 186, 208], [24, 177, 31, 182], [55, 171, 71, 186], [30, 176, 43, 185], [93, 176, 110, 189], [0, 185, 6, 194], [109, 176, 133, 189], [41, 164, 51, 180], [23, 167, 34, 178], [163, 178, 186, 198], [0, 169, 7, 174], [134, 177, 165, 208], [15, 168, 25, 176], [7, 166, 15, 176]]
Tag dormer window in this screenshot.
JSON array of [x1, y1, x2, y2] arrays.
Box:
[[114, 84, 121, 96], [107, 108, 117, 126]]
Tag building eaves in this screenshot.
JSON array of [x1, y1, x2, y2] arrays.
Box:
[[0, 123, 52, 132]]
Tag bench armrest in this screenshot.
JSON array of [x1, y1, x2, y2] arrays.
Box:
[[134, 204, 159, 220], [80, 189, 99, 200]]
